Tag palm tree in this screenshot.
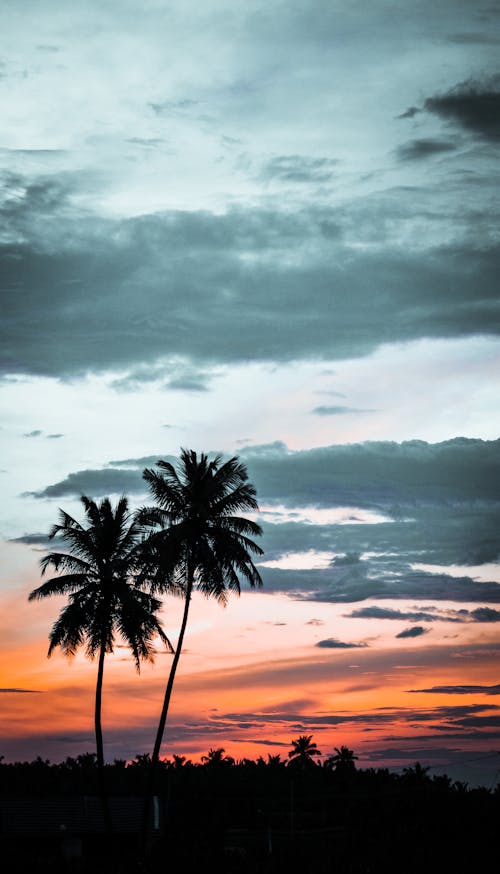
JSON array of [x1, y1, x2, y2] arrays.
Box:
[[201, 747, 235, 767], [287, 735, 322, 769], [28, 495, 172, 831], [325, 745, 358, 775], [139, 449, 263, 826]]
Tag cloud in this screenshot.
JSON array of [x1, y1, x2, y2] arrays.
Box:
[[470, 607, 500, 622], [347, 606, 439, 621], [395, 626, 428, 639], [259, 154, 338, 184], [397, 106, 420, 119], [346, 606, 500, 623], [396, 139, 456, 161], [0, 688, 42, 694], [27, 467, 144, 499], [110, 361, 213, 393], [315, 638, 368, 649], [407, 684, 500, 696], [166, 375, 210, 392], [312, 406, 376, 415], [424, 76, 500, 141], [23, 429, 42, 438], [33, 437, 500, 507], [26, 438, 500, 606], [301, 567, 500, 605], [149, 98, 199, 115], [8, 532, 53, 548], [240, 438, 500, 508], [47, 433, 63, 439], [1, 172, 499, 380]]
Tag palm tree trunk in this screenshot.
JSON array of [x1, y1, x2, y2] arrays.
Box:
[[142, 568, 194, 850], [95, 642, 112, 834]]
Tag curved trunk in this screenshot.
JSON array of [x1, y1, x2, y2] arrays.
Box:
[[142, 567, 194, 848], [95, 641, 112, 834]]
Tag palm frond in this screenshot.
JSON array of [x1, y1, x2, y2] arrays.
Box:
[[29, 573, 91, 601]]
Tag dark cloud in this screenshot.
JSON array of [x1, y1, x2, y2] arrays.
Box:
[[26, 438, 500, 606], [346, 606, 500, 623], [395, 626, 428, 639], [470, 607, 500, 622], [396, 139, 457, 161], [456, 715, 500, 728], [8, 532, 52, 548], [425, 76, 500, 141], [47, 433, 63, 439], [217, 701, 497, 731], [0, 688, 41, 693], [347, 606, 439, 621], [315, 638, 368, 649], [259, 154, 338, 184], [300, 567, 500, 605], [241, 438, 500, 508], [34, 437, 500, 507], [397, 106, 420, 119], [312, 405, 376, 415], [23, 430, 42, 438], [26, 467, 143, 499], [108, 455, 168, 468], [408, 684, 500, 696], [1, 172, 499, 379]]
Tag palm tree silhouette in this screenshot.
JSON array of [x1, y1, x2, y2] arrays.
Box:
[[287, 735, 322, 769], [28, 495, 171, 831], [201, 747, 235, 767], [139, 450, 263, 834], [326, 745, 358, 774]]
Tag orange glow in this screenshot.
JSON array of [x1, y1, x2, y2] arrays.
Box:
[[2, 580, 499, 772]]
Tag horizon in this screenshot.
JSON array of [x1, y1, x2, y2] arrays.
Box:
[[1, 0, 499, 792]]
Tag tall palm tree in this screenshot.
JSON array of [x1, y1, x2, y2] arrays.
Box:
[[139, 450, 263, 804], [28, 495, 172, 831], [287, 735, 322, 769]]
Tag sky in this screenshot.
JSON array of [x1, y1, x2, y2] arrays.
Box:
[[1, 0, 499, 786]]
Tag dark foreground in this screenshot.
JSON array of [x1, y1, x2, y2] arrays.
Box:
[[1, 757, 498, 873]]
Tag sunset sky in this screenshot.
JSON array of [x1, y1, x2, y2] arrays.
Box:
[[1, 0, 499, 786]]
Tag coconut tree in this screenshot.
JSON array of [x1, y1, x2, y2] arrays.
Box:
[[287, 735, 322, 769], [325, 745, 358, 775], [28, 495, 172, 831], [201, 747, 235, 768], [139, 450, 263, 827]]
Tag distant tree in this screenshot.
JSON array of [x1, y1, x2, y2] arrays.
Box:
[[29, 496, 171, 832], [287, 735, 322, 769], [401, 761, 431, 787], [172, 754, 193, 769], [201, 747, 235, 767], [266, 753, 285, 769], [325, 745, 358, 774]]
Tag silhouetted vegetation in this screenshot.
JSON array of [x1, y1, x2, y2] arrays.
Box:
[[1, 748, 498, 872], [137, 450, 263, 847], [28, 496, 172, 834], [20, 454, 498, 870]]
